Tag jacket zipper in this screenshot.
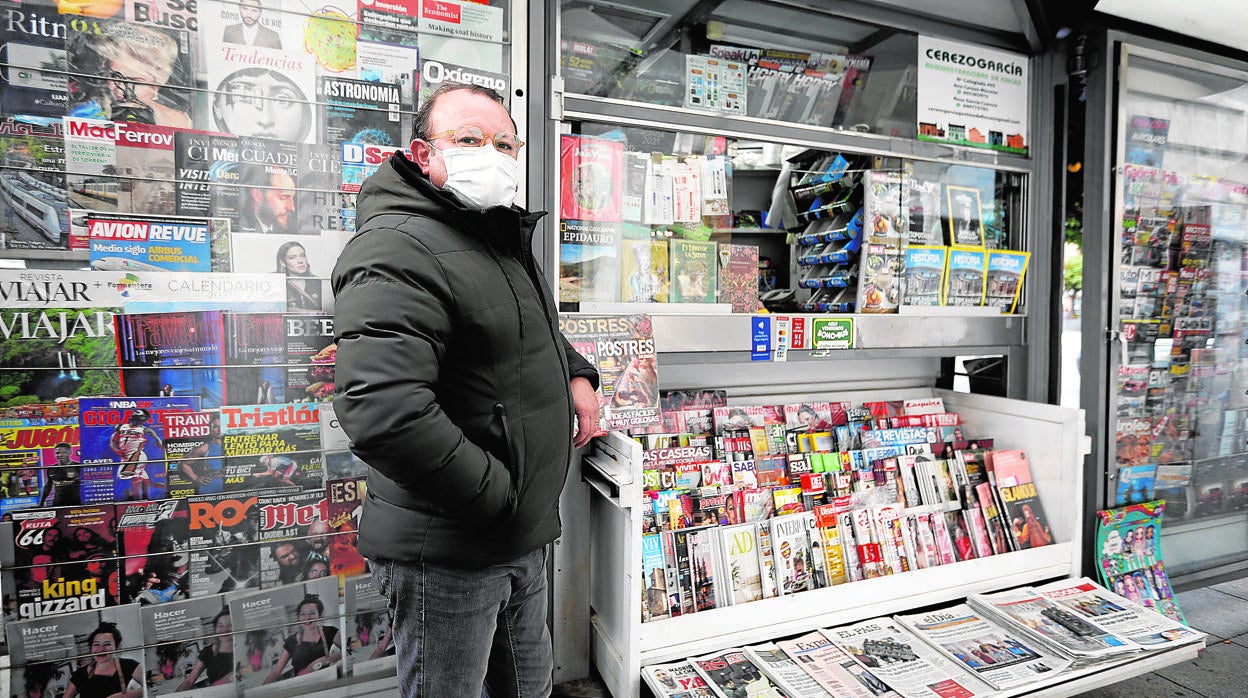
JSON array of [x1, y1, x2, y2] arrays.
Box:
[[494, 402, 523, 487]]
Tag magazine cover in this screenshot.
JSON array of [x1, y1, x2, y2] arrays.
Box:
[[284, 314, 336, 402], [620, 235, 670, 303], [718, 243, 760, 313], [78, 396, 201, 503], [141, 594, 236, 697], [1, 0, 68, 117], [7, 604, 144, 698], [256, 489, 330, 588], [116, 310, 227, 407], [560, 134, 624, 223], [1094, 500, 1185, 623], [690, 647, 785, 698], [66, 19, 194, 129], [902, 245, 946, 307], [770, 512, 813, 595], [1124, 115, 1170, 168], [224, 313, 286, 407], [858, 243, 904, 313], [186, 491, 261, 597], [835, 54, 874, 125], [822, 619, 996, 698], [985, 250, 1030, 314], [229, 576, 342, 695], [201, 0, 317, 144], [640, 533, 669, 622], [558, 314, 659, 432], [0, 305, 121, 401], [968, 587, 1137, 660], [320, 404, 368, 481], [1035, 577, 1200, 649], [1, 505, 119, 624], [114, 122, 178, 215], [775, 631, 895, 697], [219, 404, 323, 491], [417, 58, 509, 108], [232, 138, 300, 237], [895, 603, 1072, 690], [297, 143, 346, 236], [344, 574, 395, 677], [326, 477, 369, 578], [718, 523, 763, 606], [0, 422, 81, 514], [319, 77, 402, 149], [0, 116, 69, 249], [63, 117, 120, 217], [991, 450, 1054, 551], [87, 211, 214, 272], [641, 659, 711, 698], [669, 238, 718, 304], [943, 247, 987, 307], [116, 498, 189, 605], [1115, 464, 1157, 506], [164, 411, 225, 497], [946, 186, 986, 248]]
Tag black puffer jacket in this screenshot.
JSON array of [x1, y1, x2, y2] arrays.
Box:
[[331, 153, 598, 568]]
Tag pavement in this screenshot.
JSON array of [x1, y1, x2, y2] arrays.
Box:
[[1071, 577, 1248, 697]]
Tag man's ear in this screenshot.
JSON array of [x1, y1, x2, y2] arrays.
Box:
[[410, 139, 434, 174]]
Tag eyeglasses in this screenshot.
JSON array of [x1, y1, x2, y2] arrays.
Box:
[[427, 126, 525, 157]]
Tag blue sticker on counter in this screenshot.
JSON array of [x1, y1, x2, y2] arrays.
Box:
[[751, 316, 771, 361]]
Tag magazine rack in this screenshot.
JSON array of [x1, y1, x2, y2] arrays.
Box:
[[584, 387, 1199, 697]]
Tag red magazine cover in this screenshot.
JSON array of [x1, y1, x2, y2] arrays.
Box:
[[559, 134, 624, 222]]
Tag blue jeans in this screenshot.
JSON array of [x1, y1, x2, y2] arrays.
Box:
[[372, 548, 553, 698]]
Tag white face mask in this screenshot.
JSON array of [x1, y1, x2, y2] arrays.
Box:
[[433, 144, 519, 210]]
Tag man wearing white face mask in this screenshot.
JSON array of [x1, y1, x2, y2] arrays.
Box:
[[330, 83, 601, 698]]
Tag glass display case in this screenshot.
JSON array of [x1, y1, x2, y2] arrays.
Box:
[[1108, 44, 1248, 577]]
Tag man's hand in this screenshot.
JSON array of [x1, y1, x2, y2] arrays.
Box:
[[570, 376, 601, 449]]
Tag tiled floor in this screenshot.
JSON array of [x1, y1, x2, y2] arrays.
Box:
[[1070, 579, 1248, 697]]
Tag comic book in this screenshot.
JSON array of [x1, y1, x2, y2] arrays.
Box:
[[319, 77, 403, 150], [0, 421, 81, 515], [1, 505, 119, 623], [7, 604, 144, 698], [219, 404, 323, 492], [985, 250, 1030, 313], [115, 310, 227, 407], [284, 314, 336, 403], [186, 491, 261, 597], [66, 18, 194, 128], [77, 396, 200, 503], [228, 576, 342, 695], [256, 489, 330, 589], [902, 245, 946, 307], [0, 305, 121, 401], [558, 314, 660, 432], [943, 247, 987, 307], [116, 499, 188, 605], [669, 238, 718, 304], [164, 411, 225, 498], [717, 243, 760, 313], [141, 594, 237, 697], [344, 574, 395, 677], [0, 116, 68, 249], [326, 477, 369, 579]]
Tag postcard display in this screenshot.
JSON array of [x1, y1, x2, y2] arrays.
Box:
[[0, 0, 513, 693]]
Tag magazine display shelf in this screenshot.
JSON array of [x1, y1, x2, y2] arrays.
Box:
[[585, 388, 1130, 698]]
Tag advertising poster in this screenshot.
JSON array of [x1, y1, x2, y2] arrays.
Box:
[[917, 36, 1029, 154], [684, 55, 747, 115]]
